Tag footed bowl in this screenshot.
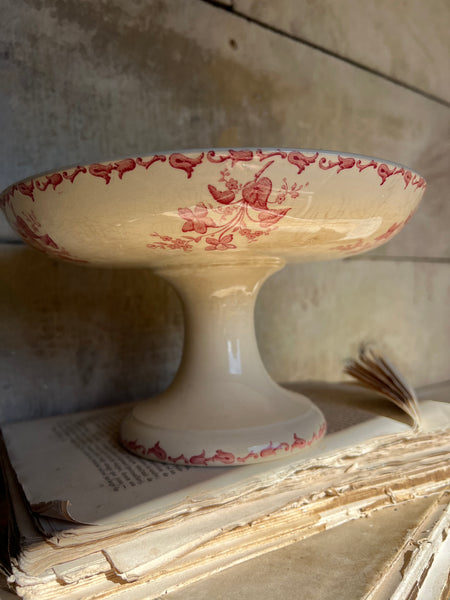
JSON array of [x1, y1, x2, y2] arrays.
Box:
[[1, 148, 426, 466]]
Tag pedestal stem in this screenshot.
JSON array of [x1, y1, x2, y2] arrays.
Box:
[[161, 257, 283, 388], [142, 257, 288, 430]]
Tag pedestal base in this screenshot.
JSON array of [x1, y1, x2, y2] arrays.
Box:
[[120, 386, 326, 467], [120, 258, 326, 467]]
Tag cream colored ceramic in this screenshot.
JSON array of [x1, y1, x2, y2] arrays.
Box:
[[1, 149, 426, 466]]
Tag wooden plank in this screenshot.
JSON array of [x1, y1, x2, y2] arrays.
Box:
[[234, 0, 450, 103], [1, 245, 448, 422], [0, 0, 448, 257], [256, 259, 450, 388]]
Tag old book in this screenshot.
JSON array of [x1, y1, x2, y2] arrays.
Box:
[[365, 491, 450, 600], [1, 380, 449, 599], [159, 492, 450, 600]]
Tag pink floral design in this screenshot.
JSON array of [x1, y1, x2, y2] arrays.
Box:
[[236, 451, 259, 463], [169, 152, 204, 178], [255, 149, 288, 161], [153, 160, 304, 252], [287, 151, 318, 174], [17, 181, 35, 201], [147, 235, 193, 252], [260, 441, 290, 458], [122, 422, 326, 466], [179, 202, 216, 234], [0, 150, 426, 257], [319, 155, 356, 173], [114, 158, 136, 180], [332, 238, 374, 254], [0, 150, 426, 212], [14, 213, 58, 250], [88, 162, 115, 184], [377, 163, 397, 185], [333, 216, 411, 255], [205, 235, 236, 251], [207, 149, 254, 166], [356, 159, 377, 172], [375, 222, 404, 242], [145, 441, 167, 461], [239, 228, 267, 243], [257, 207, 290, 228], [35, 172, 64, 192], [10, 208, 87, 263], [61, 166, 87, 183], [291, 434, 307, 450], [411, 174, 426, 190], [136, 155, 166, 169], [274, 178, 303, 204]]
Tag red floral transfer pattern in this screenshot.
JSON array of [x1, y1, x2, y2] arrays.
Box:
[[9, 207, 88, 263], [332, 206, 419, 255], [0, 150, 426, 258], [148, 159, 305, 252], [147, 151, 425, 254], [122, 421, 326, 466], [0, 150, 426, 209]]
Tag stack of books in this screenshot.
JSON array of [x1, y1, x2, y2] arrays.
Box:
[[1, 353, 449, 599]]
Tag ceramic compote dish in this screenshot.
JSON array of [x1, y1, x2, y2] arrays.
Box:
[[1, 148, 426, 466]]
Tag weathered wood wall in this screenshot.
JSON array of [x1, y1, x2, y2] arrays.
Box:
[[1, 0, 449, 422]]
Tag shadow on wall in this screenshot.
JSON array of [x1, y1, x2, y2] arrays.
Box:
[[0, 246, 183, 421]]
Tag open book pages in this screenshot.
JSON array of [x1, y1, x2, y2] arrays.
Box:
[[2, 384, 449, 532], [1, 381, 449, 600], [344, 346, 422, 428]]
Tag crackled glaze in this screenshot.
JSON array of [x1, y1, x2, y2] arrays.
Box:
[[0, 148, 425, 266]]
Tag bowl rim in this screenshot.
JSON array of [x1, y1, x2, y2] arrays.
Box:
[[1, 147, 425, 197]]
